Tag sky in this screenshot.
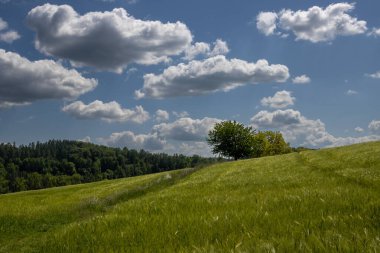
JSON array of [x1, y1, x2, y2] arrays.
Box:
[[0, 0, 380, 156]]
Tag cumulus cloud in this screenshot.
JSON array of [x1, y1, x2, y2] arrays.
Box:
[[257, 3, 367, 43], [155, 109, 169, 122], [172, 111, 189, 118], [183, 42, 210, 61], [327, 135, 380, 147], [0, 18, 7, 30], [368, 28, 380, 37], [367, 71, 380, 79], [256, 12, 278, 36], [251, 109, 380, 147], [0, 31, 20, 43], [98, 131, 165, 150], [99, 130, 213, 155], [62, 100, 149, 123], [346, 89, 358, 95], [292, 75, 311, 84], [99, 116, 220, 155], [251, 109, 303, 128], [175, 141, 212, 157], [251, 109, 336, 146], [368, 120, 380, 134], [0, 18, 20, 43], [152, 117, 221, 141], [209, 39, 229, 56], [136, 55, 290, 99], [183, 39, 229, 60], [354, 127, 364, 133], [261, 90, 295, 109], [26, 4, 192, 73], [0, 49, 97, 108]]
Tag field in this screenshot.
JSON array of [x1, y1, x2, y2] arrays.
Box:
[[0, 142, 379, 252]]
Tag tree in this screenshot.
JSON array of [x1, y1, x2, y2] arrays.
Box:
[[26, 172, 43, 190], [207, 121, 256, 160], [0, 163, 9, 194], [260, 131, 291, 156], [251, 131, 269, 158]]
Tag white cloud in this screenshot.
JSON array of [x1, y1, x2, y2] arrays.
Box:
[[327, 135, 380, 147], [99, 131, 165, 150], [126, 67, 138, 75], [369, 120, 380, 134], [183, 42, 210, 61], [256, 12, 278, 36], [251, 109, 380, 148], [368, 28, 380, 37], [99, 116, 221, 155], [209, 39, 229, 56], [98, 130, 214, 156], [257, 3, 367, 43], [367, 71, 380, 79], [251, 109, 332, 147], [354, 127, 364, 133], [292, 75, 311, 84], [136, 55, 290, 99], [172, 111, 189, 118], [0, 49, 97, 108], [62, 100, 149, 123], [98, 113, 380, 154], [346, 89, 358, 95], [155, 109, 169, 122], [0, 31, 20, 43], [0, 18, 20, 43], [152, 117, 221, 141], [176, 141, 212, 157], [27, 4, 192, 73], [183, 39, 229, 60], [251, 109, 303, 128], [261, 90, 295, 109], [0, 18, 7, 31]]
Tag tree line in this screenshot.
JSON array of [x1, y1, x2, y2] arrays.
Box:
[[0, 140, 220, 194]]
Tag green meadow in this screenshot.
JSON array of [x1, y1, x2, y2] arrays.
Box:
[[0, 142, 379, 252]]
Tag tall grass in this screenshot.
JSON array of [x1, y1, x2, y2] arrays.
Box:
[[0, 142, 379, 252]]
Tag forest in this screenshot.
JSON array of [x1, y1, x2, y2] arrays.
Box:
[[0, 140, 220, 194]]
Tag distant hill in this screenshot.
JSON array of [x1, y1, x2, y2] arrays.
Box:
[[0, 140, 220, 194], [0, 141, 379, 252]]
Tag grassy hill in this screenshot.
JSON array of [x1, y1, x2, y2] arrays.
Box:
[[0, 142, 379, 252]]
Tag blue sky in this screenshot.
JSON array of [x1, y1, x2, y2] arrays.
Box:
[[0, 0, 380, 156]]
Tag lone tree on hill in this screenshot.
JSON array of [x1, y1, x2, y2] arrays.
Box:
[[207, 120, 291, 160], [207, 120, 256, 160]]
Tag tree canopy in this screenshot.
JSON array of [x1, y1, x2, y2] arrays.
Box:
[[0, 140, 221, 194], [207, 121, 256, 160], [207, 120, 291, 160]]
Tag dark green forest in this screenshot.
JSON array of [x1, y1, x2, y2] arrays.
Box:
[[0, 140, 220, 194]]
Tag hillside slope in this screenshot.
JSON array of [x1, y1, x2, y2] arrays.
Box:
[[0, 142, 379, 252]]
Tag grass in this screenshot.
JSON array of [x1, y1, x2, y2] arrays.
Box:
[[0, 142, 379, 252]]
